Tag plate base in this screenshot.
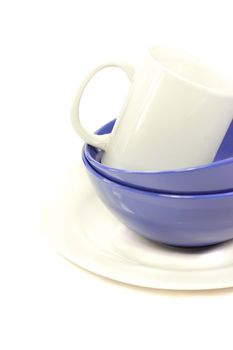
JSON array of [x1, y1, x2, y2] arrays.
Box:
[[40, 165, 233, 290]]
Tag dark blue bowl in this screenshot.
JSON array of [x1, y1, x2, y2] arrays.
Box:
[[84, 120, 233, 194], [82, 150, 233, 247]]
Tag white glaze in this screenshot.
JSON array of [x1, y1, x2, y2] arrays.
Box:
[[41, 165, 233, 290], [71, 47, 233, 171]]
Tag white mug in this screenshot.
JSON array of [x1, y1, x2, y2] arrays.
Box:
[[71, 47, 233, 171]]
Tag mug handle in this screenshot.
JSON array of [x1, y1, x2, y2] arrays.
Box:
[[71, 62, 135, 150]]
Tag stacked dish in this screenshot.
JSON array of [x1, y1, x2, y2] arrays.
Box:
[[82, 120, 233, 247], [71, 46, 233, 249]]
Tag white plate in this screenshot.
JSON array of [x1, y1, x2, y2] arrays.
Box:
[[40, 165, 233, 290]]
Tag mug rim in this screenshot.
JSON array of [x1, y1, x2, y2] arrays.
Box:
[[148, 46, 233, 99]]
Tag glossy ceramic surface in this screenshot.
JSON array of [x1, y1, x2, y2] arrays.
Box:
[[83, 152, 233, 247], [41, 165, 233, 290], [214, 119, 233, 161], [72, 46, 233, 171], [84, 120, 233, 194]]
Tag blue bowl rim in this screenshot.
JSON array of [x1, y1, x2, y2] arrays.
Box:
[[84, 119, 233, 175], [82, 149, 233, 199]]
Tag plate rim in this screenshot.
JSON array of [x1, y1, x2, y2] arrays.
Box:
[[40, 165, 233, 291]]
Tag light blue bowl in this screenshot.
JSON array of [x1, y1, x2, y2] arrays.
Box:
[[82, 150, 233, 247], [84, 119, 233, 194]]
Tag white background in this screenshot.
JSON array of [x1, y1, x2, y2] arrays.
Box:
[[1, 0, 233, 349]]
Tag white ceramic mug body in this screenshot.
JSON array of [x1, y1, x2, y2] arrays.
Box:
[[71, 47, 233, 171]]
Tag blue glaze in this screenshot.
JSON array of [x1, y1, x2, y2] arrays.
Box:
[[214, 119, 233, 161], [84, 120, 233, 194], [82, 152, 233, 247]]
